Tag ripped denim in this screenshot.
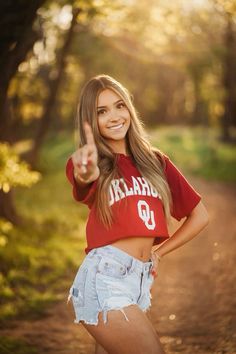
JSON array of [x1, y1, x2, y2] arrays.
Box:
[[67, 244, 155, 326]]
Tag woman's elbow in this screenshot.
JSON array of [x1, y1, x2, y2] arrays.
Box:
[[190, 200, 210, 227], [202, 210, 210, 227]]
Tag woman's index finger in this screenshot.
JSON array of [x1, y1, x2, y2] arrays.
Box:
[[84, 121, 95, 146]]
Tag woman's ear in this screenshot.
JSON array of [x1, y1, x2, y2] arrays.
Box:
[[130, 94, 134, 103]]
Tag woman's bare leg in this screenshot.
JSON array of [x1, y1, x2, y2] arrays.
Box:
[[95, 341, 109, 354], [94, 309, 155, 354], [82, 304, 165, 354]]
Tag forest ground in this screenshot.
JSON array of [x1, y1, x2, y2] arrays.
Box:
[[1, 175, 236, 354]]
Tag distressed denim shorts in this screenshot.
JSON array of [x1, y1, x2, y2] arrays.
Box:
[[67, 244, 155, 326]]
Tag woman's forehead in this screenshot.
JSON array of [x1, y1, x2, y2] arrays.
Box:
[[97, 89, 122, 106]]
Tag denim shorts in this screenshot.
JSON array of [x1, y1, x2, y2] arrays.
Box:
[[67, 244, 155, 326]]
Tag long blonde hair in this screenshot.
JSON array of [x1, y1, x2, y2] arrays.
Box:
[[75, 74, 173, 228]]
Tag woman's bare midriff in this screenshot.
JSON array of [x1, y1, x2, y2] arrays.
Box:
[[110, 236, 155, 262]]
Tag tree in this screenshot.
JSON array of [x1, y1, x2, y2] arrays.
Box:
[[220, 12, 236, 142], [0, 0, 45, 224], [0, 0, 45, 142]]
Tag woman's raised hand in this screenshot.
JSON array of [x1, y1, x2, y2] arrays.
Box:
[[71, 121, 99, 184]]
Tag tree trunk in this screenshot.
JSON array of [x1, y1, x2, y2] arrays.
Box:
[[220, 13, 235, 142], [26, 8, 81, 168], [0, 0, 45, 142], [0, 190, 22, 225], [192, 79, 203, 125]]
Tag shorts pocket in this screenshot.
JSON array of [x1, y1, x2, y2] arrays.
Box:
[[97, 256, 129, 279], [71, 267, 88, 308]]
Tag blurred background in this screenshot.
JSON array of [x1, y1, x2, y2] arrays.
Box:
[[0, 0, 235, 353]]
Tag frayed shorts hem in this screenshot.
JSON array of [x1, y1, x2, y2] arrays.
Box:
[[72, 302, 151, 326]]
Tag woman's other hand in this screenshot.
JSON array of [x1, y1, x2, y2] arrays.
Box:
[[150, 250, 162, 279]]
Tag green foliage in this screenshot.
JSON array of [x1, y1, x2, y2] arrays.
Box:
[[0, 143, 41, 193], [0, 133, 86, 323], [0, 219, 12, 248], [149, 125, 236, 183]]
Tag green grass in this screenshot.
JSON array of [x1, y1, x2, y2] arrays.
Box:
[[0, 125, 235, 325], [148, 125, 236, 183]]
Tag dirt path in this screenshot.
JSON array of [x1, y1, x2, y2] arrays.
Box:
[[1, 176, 236, 354]]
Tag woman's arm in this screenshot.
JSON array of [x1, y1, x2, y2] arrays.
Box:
[[151, 201, 209, 274]]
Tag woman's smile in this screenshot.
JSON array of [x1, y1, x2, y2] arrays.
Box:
[[108, 123, 124, 130]]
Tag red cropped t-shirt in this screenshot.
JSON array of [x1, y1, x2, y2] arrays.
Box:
[[66, 153, 201, 254]]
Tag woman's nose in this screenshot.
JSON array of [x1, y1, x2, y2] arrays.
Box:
[[108, 108, 121, 121]]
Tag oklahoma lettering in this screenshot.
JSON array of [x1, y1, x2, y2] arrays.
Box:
[[109, 176, 162, 206]]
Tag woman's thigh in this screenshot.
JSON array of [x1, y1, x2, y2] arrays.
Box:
[[95, 341, 108, 354], [82, 304, 165, 354]]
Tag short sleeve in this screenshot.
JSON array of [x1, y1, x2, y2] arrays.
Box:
[[65, 157, 98, 208], [163, 154, 201, 221]]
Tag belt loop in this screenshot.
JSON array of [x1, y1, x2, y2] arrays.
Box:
[[129, 258, 135, 273]]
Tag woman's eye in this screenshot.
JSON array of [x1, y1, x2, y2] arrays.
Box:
[[97, 109, 106, 115], [117, 103, 125, 109]]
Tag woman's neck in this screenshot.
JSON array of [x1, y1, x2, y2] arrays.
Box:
[[109, 142, 130, 156]]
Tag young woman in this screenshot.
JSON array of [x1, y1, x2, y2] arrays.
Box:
[[66, 74, 209, 354]]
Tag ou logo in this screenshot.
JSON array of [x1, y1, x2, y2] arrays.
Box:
[[137, 200, 156, 230]]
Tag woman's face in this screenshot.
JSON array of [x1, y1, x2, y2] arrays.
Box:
[[97, 89, 131, 153]]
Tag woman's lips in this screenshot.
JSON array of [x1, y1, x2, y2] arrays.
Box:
[[108, 123, 124, 130]]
